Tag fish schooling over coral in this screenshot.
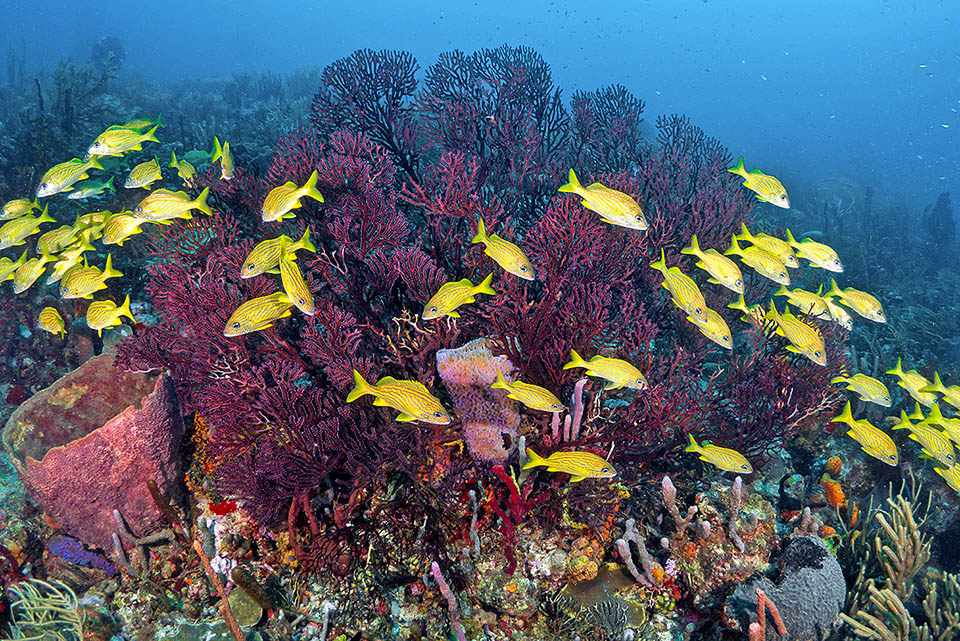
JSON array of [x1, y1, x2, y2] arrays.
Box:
[[831, 402, 899, 466], [347, 370, 451, 424], [261, 169, 324, 222], [681, 234, 744, 294], [471, 218, 535, 281], [727, 156, 790, 208], [522, 447, 616, 482], [558, 168, 648, 230], [422, 273, 496, 320], [685, 434, 753, 474], [491, 369, 564, 413], [240, 228, 316, 278], [563, 349, 647, 391], [650, 248, 709, 325]]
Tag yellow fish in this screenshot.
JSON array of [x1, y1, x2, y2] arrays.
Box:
[[726, 294, 764, 326], [66, 176, 114, 200], [120, 114, 162, 131], [733, 223, 799, 268], [562, 349, 647, 391], [37, 223, 79, 255], [768, 302, 826, 366], [37, 157, 103, 197], [224, 292, 294, 336], [831, 402, 898, 466], [169, 151, 197, 186], [892, 410, 956, 467], [824, 297, 853, 330], [923, 372, 960, 411], [471, 218, 535, 281], [1, 197, 39, 220], [0, 206, 55, 249], [422, 273, 496, 320], [261, 170, 324, 222], [125, 158, 163, 189], [692, 307, 733, 350], [58, 254, 123, 299], [46, 237, 95, 285], [680, 234, 743, 294], [102, 214, 148, 247], [279, 249, 314, 316], [12, 253, 55, 294], [784, 230, 843, 272], [211, 136, 234, 181], [522, 447, 616, 482], [491, 369, 564, 413], [830, 372, 891, 407], [650, 249, 708, 325], [727, 157, 789, 208], [824, 278, 885, 323], [774, 285, 831, 320], [37, 306, 66, 338], [0, 250, 28, 281], [885, 358, 935, 407], [346, 369, 451, 424], [558, 169, 647, 230], [934, 464, 960, 495], [685, 434, 753, 473], [240, 228, 316, 278], [88, 124, 159, 157], [86, 295, 135, 337], [134, 187, 213, 222], [724, 236, 790, 286]]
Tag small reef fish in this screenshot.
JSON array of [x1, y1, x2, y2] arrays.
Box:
[[885, 358, 936, 407], [923, 372, 960, 411], [37, 224, 79, 256], [727, 294, 765, 326], [563, 349, 647, 391], [211, 136, 234, 180], [134, 187, 213, 222], [120, 114, 162, 131], [650, 249, 709, 325], [88, 124, 159, 157], [935, 464, 960, 495], [727, 157, 789, 208], [692, 307, 733, 350], [66, 176, 115, 200], [346, 369, 451, 424], [471, 218, 535, 281], [224, 292, 294, 336], [724, 236, 790, 286], [241, 228, 316, 278], [0, 207, 55, 249], [768, 302, 826, 366], [261, 169, 324, 222], [422, 273, 496, 320], [830, 372, 892, 407], [774, 285, 830, 320], [784, 230, 843, 272], [279, 249, 314, 315], [58, 254, 123, 299], [685, 434, 753, 474], [46, 238, 95, 285], [86, 295, 135, 337], [125, 158, 163, 189], [522, 447, 616, 482], [824, 297, 853, 330], [169, 151, 197, 186], [831, 402, 899, 466], [733, 223, 799, 268], [12, 254, 55, 294], [892, 411, 956, 467], [37, 157, 103, 197], [37, 306, 66, 338], [558, 169, 648, 230], [824, 278, 885, 323], [101, 214, 148, 247], [491, 369, 565, 413], [1, 197, 38, 220], [680, 234, 743, 294], [0, 251, 27, 281]]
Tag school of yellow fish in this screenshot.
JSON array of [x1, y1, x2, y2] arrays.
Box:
[[4, 119, 957, 492]]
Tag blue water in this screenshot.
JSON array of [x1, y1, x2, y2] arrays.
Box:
[[4, 0, 958, 207]]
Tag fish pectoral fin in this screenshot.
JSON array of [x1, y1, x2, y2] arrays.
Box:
[[604, 381, 621, 390], [448, 311, 460, 318], [395, 413, 417, 422], [706, 277, 720, 284], [569, 475, 586, 482], [265, 268, 280, 274]]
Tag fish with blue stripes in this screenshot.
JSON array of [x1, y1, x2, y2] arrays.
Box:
[[261, 169, 324, 222], [134, 187, 213, 222], [1, 197, 39, 220], [825, 278, 885, 323], [0, 251, 27, 282], [491, 369, 564, 412], [471, 218, 535, 281], [522, 447, 616, 482], [824, 296, 853, 330], [733, 223, 799, 268], [59, 254, 123, 299], [728, 157, 789, 208], [768, 301, 826, 366], [88, 124, 159, 157], [279, 246, 314, 315], [685, 434, 752, 473], [125, 158, 163, 189], [923, 372, 960, 411], [563, 349, 647, 391], [692, 307, 733, 350], [37, 157, 103, 197], [885, 358, 936, 407], [650, 248, 709, 325], [934, 464, 960, 495], [224, 292, 294, 336], [725, 236, 790, 286], [0, 206, 55, 249], [785, 230, 843, 272], [831, 402, 898, 466], [241, 228, 316, 278], [12, 254, 55, 294], [558, 169, 647, 230], [102, 214, 148, 247], [169, 151, 197, 186], [681, 234, 744, 294], [211, 136, 234, 181], [86, 295, 135, 337], [774, 285, 831, 320], [423, 273, 496, 320], [830, 372, 891, 407], [891, 410, 956, 467], [346, 369, 450, 424], [37, 307, 66, 338]]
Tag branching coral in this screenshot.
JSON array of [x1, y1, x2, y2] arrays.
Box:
[[5, 579, 84, 641]]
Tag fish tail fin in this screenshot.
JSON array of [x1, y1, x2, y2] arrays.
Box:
[[37, 204, 54, 224], [346, 369, 373, 403], [490, 368, 510, 391], [885, 357, 904, 377], [650, 248, 667, 272], [734, 221, 753, 242], [143, 125, 160, 144], [475, 272, 496, 296], [563, 348, 587, 370], [832, 401, 854, 426], [891, 411, 912, 430], [727, 156, 747, 177], [727, 294, 749, 315], [774, 284, 788, 297], [169, 150, 178, 168], [87, 156, 104, 171], [211, 136, 223, 162], [680, 234, 701, 256], [684, 433, 701, 453], [102, 253, 123, 280], [557, 169, 583, 194], [293, 226, 316, 254], [104, 176, 115, 192], [302, 169, 324, 203], [154, 113, 164, 128], [471, 218, 488, 245], [194, 186, 213, 216], [522, 447, 546, 470], [928, 402, 944, 423], [926, 372, 947, 394], [824, 277, 842, 299], [724, 235, 743, 256], [118, 294, 134, 322], [784, 228, 799, 247]]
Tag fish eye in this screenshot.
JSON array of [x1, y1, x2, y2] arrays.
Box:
[[780, 273, 787, 279], [889, 454, 895, 460], [231, 322, 241, 329], [601, 467, 610, 474], [780, 195, 786, 200], [735, 280, 743, 288], [695, 307, 702, 314], [298, 297, 305, 305], [635, 215, 643, 221], [742, 464, 750, 470], [430, 306, 438, 313], [247, 263, 255, 269], [93, 142, 100, 148], [136, 207, 143, 213], [636, 379, 643, 385], [552, 403, 559, 409], [520, 265, 527, 271], [40, 183, 47, 189], [815, 351, 822, 358], [434, 411, 443, 418], [722, 336, 730, 342]]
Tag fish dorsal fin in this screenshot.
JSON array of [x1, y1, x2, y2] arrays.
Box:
[[380, 377, 430, 394], [455, 277, 474, 287], [375, 375, 399, 386], [586, 182, 607, 190], [282, 181, 299, 190]]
